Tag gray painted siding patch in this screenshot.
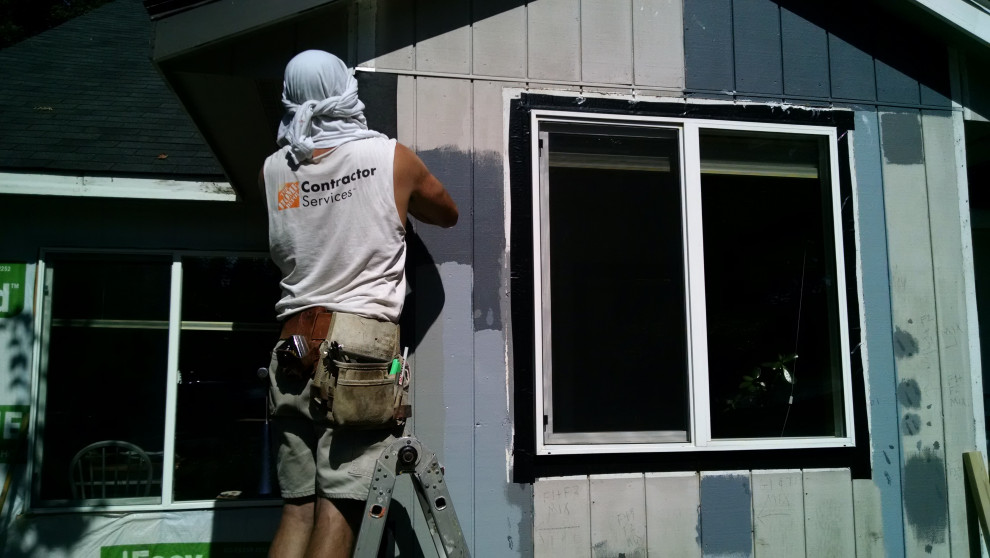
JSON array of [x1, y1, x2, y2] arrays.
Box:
[[732, 0, 782, 95], [828, 35, 877, 102], [919, 83, 951, 109], [416, 147, 474, 265], [473, 151, 505, 332], [683, 0, 734, 93], [902, 449, 949, 551], [893, 326, 920, 359], [879, 112, 924, 165], [876, 61, 921, 106], [700, 475, 753, 557], [780, 8, 830, 98]]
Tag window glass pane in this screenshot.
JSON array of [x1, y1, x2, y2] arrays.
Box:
[[40, 253, 170, 503], [545, 125, 689, 438], [700, 130, 844, 439], [174, 256, 281, 501]]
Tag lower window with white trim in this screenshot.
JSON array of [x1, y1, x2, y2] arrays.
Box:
[[32, 250, 282, 509], [509, 94, 866, 476]]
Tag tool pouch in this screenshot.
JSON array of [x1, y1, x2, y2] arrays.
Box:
[[331, 360, 398, 428], [310, 312, 410, 429]]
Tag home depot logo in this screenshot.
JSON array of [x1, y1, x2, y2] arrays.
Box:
[[278, 182, 300, 210]]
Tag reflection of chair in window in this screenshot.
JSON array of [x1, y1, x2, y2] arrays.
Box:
[[69, 441, 153, 499]]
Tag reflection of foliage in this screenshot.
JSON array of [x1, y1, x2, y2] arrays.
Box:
[[725, 353, 797, 411]]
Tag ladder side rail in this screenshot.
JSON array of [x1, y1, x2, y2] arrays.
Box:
[[413, 449, 469, 558]]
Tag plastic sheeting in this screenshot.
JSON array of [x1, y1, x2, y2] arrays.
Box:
[[2, 506, 280, 557]]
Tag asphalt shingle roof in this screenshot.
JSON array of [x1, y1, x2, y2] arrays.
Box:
[[0, 0, 224, 179]]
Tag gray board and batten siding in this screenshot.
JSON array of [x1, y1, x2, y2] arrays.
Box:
[[10, 0, 974, 556], [356, 0, 979, 556], [681, 2, 978, 558]]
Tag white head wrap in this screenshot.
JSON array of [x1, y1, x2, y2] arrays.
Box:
[[276, 50, 386, 165]]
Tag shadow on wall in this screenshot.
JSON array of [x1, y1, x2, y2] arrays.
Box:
[[401, 225, 446, 353], [1, 312, 32, 401], [770, 0, 957, 101]]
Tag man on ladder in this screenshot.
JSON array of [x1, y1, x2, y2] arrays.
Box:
[[260, 49, 459, 558]]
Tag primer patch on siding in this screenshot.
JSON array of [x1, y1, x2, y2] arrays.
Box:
[[893, 326, 919, 359], [879, 112, 924, 165], [901, 413, 922, 435], [897, 378, 922, 408], [903, 448, 948, 548], [700, 475, 753, 557]]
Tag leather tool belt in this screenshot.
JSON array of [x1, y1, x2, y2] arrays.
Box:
[[276, 308, 411, 429], [275, 307, 334, 379]]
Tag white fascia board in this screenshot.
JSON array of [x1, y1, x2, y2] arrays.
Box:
[[0, 172, 238, 201], [908, 0, 990, 45]]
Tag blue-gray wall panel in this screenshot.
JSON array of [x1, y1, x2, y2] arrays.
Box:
[[829, 35, 877, 102], [732, 0, 782, 96], [684, 0, 734, 93], [780, 7, 830, 98], [846, 105, 907, 558]]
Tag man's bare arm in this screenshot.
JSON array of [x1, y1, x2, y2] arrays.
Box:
[[394, 143, 458, 228]]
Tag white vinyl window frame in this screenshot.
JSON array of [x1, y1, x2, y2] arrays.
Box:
[[27, 248, 280, 513], [530, 110, 856, 456]]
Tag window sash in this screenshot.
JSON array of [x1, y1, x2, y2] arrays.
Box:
[[28, 249, 279, 513], [531, 111, 856, 455]]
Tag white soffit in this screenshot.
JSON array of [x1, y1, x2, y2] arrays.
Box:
[[0, 172, 237, 201], [909, 0, 990, 45]]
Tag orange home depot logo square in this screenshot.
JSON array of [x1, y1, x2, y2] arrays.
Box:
[[278, 182, 300, 210]]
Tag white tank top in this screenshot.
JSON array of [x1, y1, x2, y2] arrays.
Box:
[[263, 137, 405, 322]]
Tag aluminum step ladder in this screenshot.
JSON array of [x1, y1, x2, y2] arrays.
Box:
[[353, 435, 470, 558]]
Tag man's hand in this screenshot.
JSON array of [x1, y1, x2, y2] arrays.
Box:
[[394, 143, 458, 228]]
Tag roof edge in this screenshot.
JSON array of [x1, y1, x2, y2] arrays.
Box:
[[0, 172, 238, 202]]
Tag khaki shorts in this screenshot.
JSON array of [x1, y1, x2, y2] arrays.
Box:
[[267, 350, 402, 500]]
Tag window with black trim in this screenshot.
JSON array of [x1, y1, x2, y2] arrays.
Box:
[[510, 96, 863, 470], [33, 251, 281, 509]]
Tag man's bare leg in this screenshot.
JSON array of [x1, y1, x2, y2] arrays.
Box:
[[269, 497, 315, 558], [305, 498, 363, 558]]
